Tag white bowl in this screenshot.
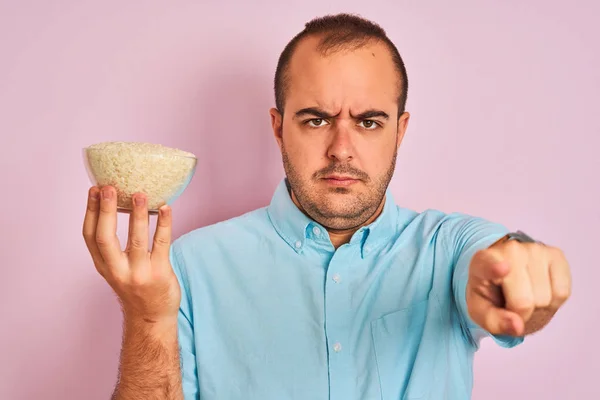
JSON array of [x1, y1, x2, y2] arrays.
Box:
[[83, 141, 197, 214]]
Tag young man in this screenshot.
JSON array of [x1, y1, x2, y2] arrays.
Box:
[[83, 13, 572, 400]]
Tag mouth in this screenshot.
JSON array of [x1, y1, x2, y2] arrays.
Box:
[[321, 175, 361, 187]]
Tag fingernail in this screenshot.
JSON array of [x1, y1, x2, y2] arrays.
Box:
[[91, 189, 100, 201], [503, 317, 514, 333], [159, 206, 169, 217], [134, 195, 145, 207], [101, 187, 113, 200]]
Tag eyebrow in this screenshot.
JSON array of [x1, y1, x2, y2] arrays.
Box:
[[294, 107, 389, 120], [294, 107, 339, 119], [352, 109, 389, 120]]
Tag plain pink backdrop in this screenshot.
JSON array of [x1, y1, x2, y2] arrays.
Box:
[[1, 1, 598, 399]]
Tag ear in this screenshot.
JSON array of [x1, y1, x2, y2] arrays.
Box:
[[396, 111, 410, 149], [270, 107, 284, 149]]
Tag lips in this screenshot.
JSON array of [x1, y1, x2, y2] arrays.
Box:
[[324, 175, 358, 181], [322, 175, 360, 186]]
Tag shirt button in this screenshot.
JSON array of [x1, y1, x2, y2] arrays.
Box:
[[312, 226, 321, 236], [332, 273, 341, 283], [333, 342, 342, 352], [295, 240, 302, 249]]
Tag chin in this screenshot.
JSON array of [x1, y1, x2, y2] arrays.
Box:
[[316, 199, 360, 216], [317, 185, 363, 205], [325, 186, 353, 195]]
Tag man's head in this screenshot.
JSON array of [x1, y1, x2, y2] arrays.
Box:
[[270, 13, 410, 232]]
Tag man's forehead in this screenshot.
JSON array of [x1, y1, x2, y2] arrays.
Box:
[[292, 33, 389, 56], [286, 36, 398, 112], [289, 35, 393, 70]]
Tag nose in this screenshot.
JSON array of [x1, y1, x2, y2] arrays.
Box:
[[326, 125, 355, 162]]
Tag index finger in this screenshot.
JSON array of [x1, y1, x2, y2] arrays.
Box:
[[95, 186, 124, 267], [82, 187, 103, 266], [500, 243, 535, 321], [469, 248, 510, 284]]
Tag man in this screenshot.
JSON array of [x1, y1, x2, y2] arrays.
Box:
[[83, 13, 572, 400]]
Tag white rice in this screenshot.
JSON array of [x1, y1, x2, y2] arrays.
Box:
[[84, 141, 197, 212]]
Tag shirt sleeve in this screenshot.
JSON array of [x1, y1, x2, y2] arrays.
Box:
[[444, 214, 525, 349], [170, 241, 199, 400]]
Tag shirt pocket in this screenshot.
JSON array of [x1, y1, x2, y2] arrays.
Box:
[[370, 299, 430, 400]]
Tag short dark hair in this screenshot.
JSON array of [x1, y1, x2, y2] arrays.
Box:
[[274, 13, 409, 118]]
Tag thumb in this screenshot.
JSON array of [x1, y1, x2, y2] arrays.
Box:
[[468, 292, 524, 336]]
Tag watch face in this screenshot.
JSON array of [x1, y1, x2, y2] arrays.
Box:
[[509, 231, 536, 243]]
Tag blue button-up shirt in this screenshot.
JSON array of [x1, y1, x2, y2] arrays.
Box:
[[170, 179, 523, 400]]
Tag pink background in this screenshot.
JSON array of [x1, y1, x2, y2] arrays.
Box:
[[1, 1, 598, 399]]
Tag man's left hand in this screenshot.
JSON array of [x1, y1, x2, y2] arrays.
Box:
[[466, 237, 572, 337]]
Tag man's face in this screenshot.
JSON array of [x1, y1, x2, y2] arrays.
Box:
[[270, 36, 409, 231]]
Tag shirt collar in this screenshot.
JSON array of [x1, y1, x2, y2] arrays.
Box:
[[267, 179, 398, 257]]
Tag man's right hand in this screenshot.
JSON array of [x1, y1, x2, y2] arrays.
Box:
[[82, 185, 181, 325], [83, 186, 184, 399]]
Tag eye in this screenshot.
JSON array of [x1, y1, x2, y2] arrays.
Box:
[[306, 118, 329, 128], [358, 120, 379, 130]]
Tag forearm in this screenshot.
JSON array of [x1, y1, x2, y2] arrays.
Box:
[[112, 317, 183, 400]]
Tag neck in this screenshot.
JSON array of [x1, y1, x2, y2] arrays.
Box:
[[290, 191, 386, 249]]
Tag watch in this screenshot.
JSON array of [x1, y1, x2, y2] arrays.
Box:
[[492, 230, 537, 246]]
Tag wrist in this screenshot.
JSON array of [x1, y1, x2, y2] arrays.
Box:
[[123, 314, 178, 340]]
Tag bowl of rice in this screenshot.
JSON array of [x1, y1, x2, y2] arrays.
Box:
[[83, 141, 198, 214]]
